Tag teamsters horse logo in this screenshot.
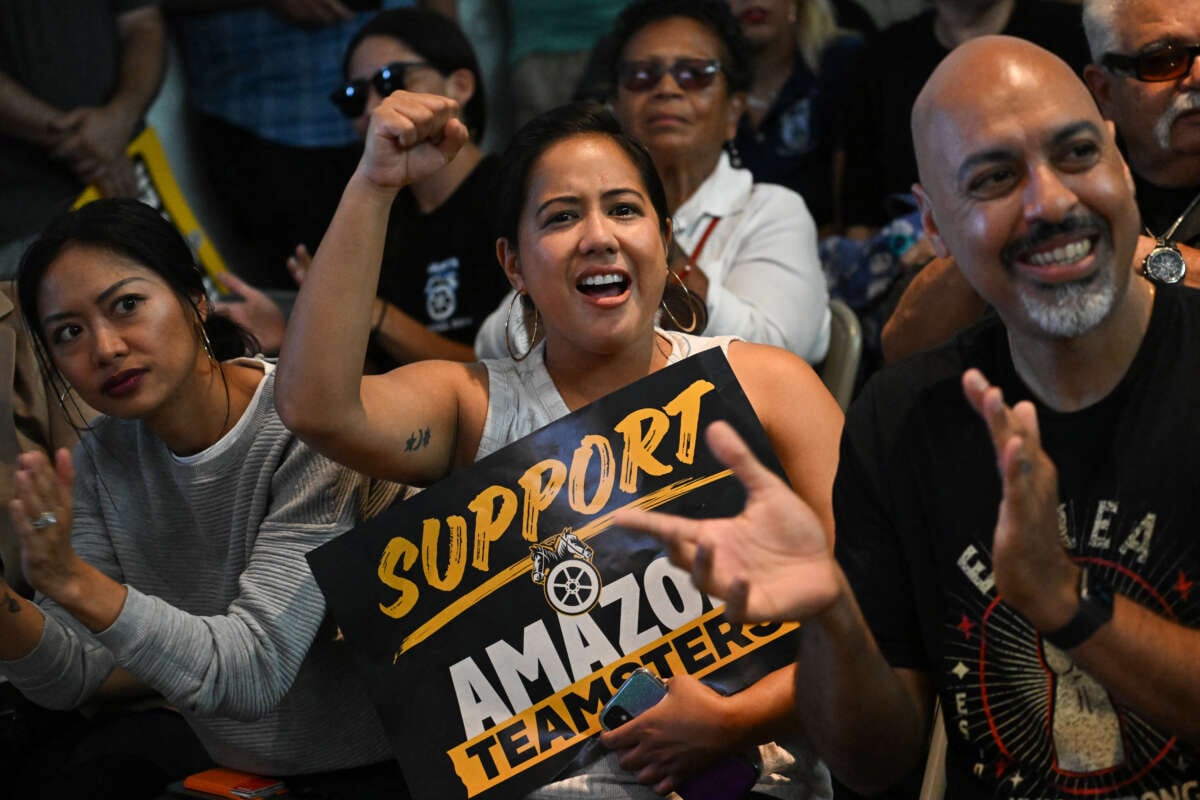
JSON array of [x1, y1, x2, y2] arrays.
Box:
[[529, 526, 602, 615]]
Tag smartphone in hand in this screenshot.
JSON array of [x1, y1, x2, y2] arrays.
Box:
[[601, 667, 666, 730], [600, 669, 760, 799]]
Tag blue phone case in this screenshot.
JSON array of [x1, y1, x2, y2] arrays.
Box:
[[602, 669, 760, 798], [600, 668, 666, 730]]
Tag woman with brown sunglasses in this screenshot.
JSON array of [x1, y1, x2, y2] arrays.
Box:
[[477, 0, 833, 369]]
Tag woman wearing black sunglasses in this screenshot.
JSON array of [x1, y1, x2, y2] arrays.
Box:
[[286, 8, 511, 371]]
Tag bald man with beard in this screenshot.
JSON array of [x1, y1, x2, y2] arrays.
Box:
[[616, 35, 1200, 799]]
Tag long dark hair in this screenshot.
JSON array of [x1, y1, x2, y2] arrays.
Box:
[[17, 199, 256, 417], [492, 101, 706, 344]]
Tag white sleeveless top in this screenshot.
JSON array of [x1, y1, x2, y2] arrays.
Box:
[[477, 330, 738, 460], [476, 330, 832, 800]]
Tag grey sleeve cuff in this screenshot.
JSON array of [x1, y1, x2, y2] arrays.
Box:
[[0, 604, 114, 706], [93, 583, 154, 655]]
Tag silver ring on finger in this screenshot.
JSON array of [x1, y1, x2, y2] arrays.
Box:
[[30, 511, 57, 530]]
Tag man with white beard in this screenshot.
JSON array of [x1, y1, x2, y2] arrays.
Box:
[[879, 0, 1200, 361], [1083, 0, 1200, 264]]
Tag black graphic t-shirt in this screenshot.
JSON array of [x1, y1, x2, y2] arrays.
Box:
[[835, 285, 1200, 799], [376, 155, 511, 363]]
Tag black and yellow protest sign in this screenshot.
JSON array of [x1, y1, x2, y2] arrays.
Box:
[[308, 348, 798, 800], [75, 126, 230, 288]]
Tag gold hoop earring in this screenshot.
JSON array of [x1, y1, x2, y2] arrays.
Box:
[[199, 325, 216, 362], [660, 268, 699, 333], [505, 292, 540, 362]]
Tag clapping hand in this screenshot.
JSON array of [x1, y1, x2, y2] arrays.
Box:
[[961, 369, 1078, 629], [8, 449, 77, 600]]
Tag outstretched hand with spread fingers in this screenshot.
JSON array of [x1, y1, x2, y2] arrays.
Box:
[[961, 369, 1078, 627], [614, 421, 838, 623]]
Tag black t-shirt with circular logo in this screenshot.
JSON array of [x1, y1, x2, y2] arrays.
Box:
[[375, 155, 511, 366]]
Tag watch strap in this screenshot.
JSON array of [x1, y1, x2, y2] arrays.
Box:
[[1043, 567, 1114, 650]]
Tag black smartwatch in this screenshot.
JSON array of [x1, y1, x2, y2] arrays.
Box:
[[1142, 239, 1187, 285], [1043, 567, 1114, 650]]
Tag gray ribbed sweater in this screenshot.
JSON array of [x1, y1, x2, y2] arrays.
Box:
[[0, 362, 400, 775]]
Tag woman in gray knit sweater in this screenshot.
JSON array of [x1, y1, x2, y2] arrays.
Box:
[[0, 199, 406, 798]]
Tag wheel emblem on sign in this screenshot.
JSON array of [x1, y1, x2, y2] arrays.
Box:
[[530, 526, 603, 615]]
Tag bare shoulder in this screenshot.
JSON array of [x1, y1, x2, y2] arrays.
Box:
[[725, 341, 835, 411]]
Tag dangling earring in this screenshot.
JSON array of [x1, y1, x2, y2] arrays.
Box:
[[54, 382, 90, 431], [505, 291, 540, 362], [660, 268, 699, 333], [199, 325, 216, 362]]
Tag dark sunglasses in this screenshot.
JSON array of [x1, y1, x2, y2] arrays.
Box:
[[618, 58, 722, 93], [329, 61, 429, 118], [1102, 41, 1200, 82]]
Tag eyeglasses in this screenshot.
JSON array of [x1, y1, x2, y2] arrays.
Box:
[[618, 58, 722, 93], [1101, 41, 1200, 82], [330, 61, 429, 118]]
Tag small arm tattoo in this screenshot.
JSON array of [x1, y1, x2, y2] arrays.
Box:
[[404, 426, 432, 452], [3, 588, 19, 614]]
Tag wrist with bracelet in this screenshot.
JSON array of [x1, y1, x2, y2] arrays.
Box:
[[1043, 566, 1114, 649]]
